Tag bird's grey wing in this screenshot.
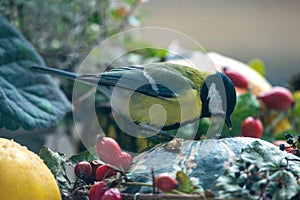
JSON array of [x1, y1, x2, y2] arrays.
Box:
[[77, 66, 177, 98]]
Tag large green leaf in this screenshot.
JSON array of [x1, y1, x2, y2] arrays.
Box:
[[0, 16, 71, 130]]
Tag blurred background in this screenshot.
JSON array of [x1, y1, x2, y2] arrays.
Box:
[[137, 0, 300, 86]]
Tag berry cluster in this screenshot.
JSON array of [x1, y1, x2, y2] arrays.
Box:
[[278, 133, 300, 156], [223, 66, 296, 139], [234, 161, 284, 200], [89, 182, 121, 200], [73, 160, 180, 199], [74, 160, 118, 184], [235, 162, 260, 196], [74, 160, 121, 200], [72, 136, 183, 200], [73, 136, 132, 200]]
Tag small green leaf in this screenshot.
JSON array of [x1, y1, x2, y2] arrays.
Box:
[[247, 59, 265, 77], [68, 146, 98, 164], [176, 171, 191, 193], [39, 146, 72, 196]]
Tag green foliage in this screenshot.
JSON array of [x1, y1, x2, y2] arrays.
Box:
[[0, 16, 71, 130], [216, 141, 300, 199], [176, 171, 192, 193], [292, 92, 300, 116], [68, 146, 98, 165], [291, 91, 300, 131], [247, 59, 266, 77], [195, 118, 211, 139], [0, 0, 145, 151], [39, 146, 72, 196], [0, 0, 143, 70], [222, 91, 260, 136]]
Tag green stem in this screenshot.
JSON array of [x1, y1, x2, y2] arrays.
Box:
[[122, 181, 153, 188], [171, 189, 187, 195], [265, 111, 287, 133]]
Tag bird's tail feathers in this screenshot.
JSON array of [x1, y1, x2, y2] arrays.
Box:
[[30, 66, 78, 80], [30, 66, 110, 85]]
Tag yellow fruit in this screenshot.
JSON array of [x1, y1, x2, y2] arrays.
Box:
[[207, 52, 272, 94], [0, 138, 61, 200], [273, 117, 291, 134], [265, 114, 291, 134]]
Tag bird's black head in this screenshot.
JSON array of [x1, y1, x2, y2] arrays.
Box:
[[200, 72, 236, 129]]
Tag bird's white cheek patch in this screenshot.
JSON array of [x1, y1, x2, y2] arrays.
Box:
[[207, 83, 225, 115]]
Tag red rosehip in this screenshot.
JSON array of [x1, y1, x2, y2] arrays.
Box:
[[96, 164, 117, 181], [90, 160, 105, 182], [258, 87, 294, 111], [96, 136, 122, 167], [89, 181, 107, 200], [101, 187, 122, 200], [74, 161, 92, 180], [241, 117, 263, 138], [119, 152, 132, 171], [223, 68, 249, 89], [154, 173, 178, 192], [96, 136, 133, 171]]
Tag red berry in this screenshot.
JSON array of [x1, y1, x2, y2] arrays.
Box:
[[90, 160, 104, 181], [119, 152, 132, 171], [154, 173, 178, 192], [258, 87, 294, 111], [89, 181, 107, 200], [241, 117, 263, 138], [273, 140, 294, 153], [96, 136, 122, 167], [96, 164, 117, 181], [101, 187, 122, 200], [74, 161, 92, 180], [223, 68, 249, 89]]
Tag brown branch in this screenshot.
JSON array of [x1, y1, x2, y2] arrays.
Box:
[[121, 193, 217, 200]]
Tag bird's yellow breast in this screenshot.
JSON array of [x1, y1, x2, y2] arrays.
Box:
[[110, 88, 202, 129]]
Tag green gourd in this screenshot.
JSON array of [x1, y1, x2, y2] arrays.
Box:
[[127, 137, 287, 193]]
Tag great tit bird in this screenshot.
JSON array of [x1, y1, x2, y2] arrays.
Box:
[[31, 63, 236, 139]]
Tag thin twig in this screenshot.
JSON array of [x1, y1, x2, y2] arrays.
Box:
[[151, 168, 156, 194], [114, 0, 141, 32]]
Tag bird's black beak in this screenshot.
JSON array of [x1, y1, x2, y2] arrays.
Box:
[[225, 116, 232, 130]]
